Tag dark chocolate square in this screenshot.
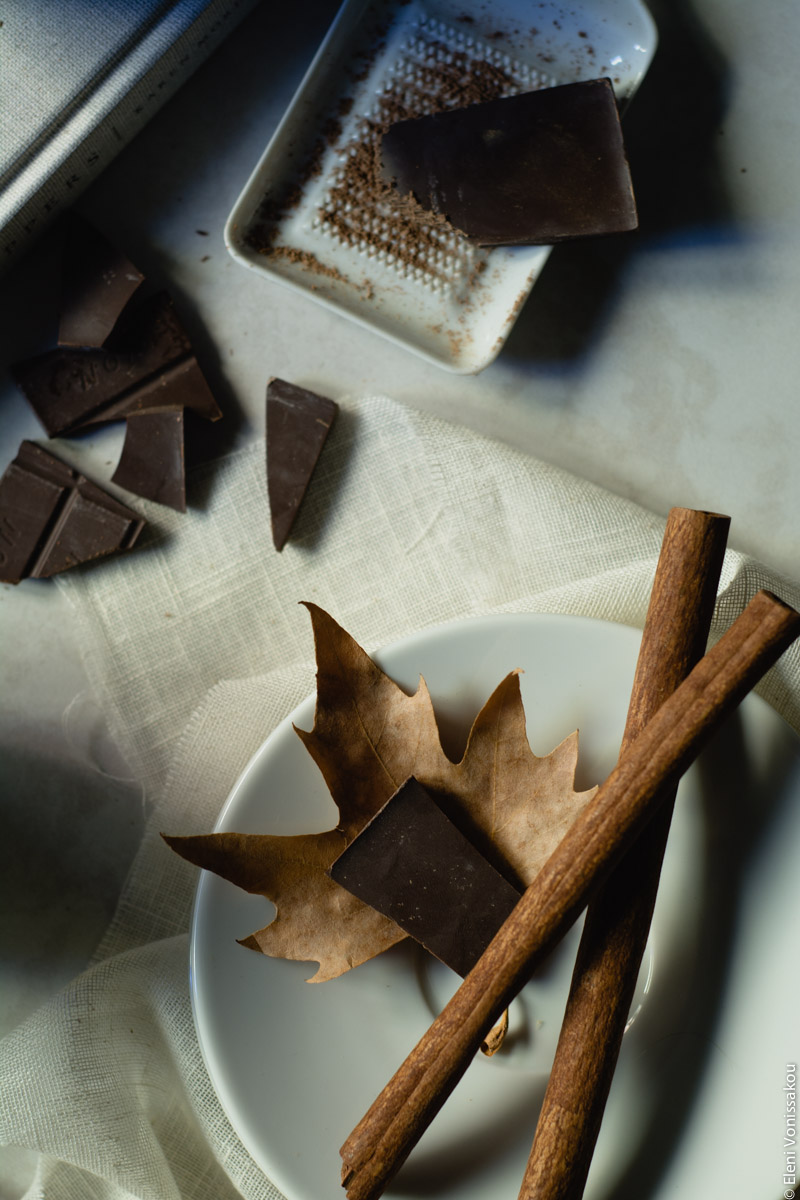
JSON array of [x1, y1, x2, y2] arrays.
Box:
[[11, 290, 221, 437], [112, 409, 186, 512], [0, 442, 144, 583], [329, 776, 521, 977], [380, 78, 638, 246], [58, 214, 145, 348]]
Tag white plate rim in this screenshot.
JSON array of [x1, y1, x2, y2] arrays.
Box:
[[188, 608, 800, 1200]]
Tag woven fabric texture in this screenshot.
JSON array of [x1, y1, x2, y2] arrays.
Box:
[[1, 395, 797, 1200]]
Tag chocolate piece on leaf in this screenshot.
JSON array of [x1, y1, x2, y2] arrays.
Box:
[[112, 409, 186, 511], [329, 776, 522, 977], [164, 604, 596, 982], [266, 378, 338, 551], [380, 78, 638, 246], [11, 290, 221, 437], [58, 214, 145, 348], [0, 441, 144, 583]]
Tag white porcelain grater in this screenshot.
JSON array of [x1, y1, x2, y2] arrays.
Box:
[[225, 0, 657, 373]]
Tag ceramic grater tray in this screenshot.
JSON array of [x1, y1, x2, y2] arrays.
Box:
[[225, 0, 657, 374]]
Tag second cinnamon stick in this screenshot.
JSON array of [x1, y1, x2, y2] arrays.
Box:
[[519, 507, 729, 1199]]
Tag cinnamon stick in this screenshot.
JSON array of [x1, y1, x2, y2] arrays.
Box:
[[519, 507, 728, 1200], [340, 589, 800, 1200]]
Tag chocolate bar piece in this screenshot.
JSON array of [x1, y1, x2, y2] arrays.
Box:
[[58, 214, 145, 348], [329, 777, 521, 977], [380, 78, 638, 246], [266, 378, 338, 551], [112, 409, 186, 512], [0, 441, 144, 584], [11, 290, 221, 437]]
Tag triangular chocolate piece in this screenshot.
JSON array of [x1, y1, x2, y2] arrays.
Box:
[[266, 378, 338, 551], [0, 442, 144, 583], [112, 409, 186, 511], [329, 776, 521, 977], [380, 78, 637, 246], [58, 214, 145, 348]]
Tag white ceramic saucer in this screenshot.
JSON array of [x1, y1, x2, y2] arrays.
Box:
[[190, 612, 800, 1199]]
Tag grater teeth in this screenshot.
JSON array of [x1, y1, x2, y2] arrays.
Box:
[[250, 6, 560, 297], [313, 19, 555, 291]]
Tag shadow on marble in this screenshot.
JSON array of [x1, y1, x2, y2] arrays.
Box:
[[0, 739, 145, 1036]]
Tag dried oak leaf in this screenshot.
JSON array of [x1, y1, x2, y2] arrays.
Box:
[[164, 603, 596, 981]]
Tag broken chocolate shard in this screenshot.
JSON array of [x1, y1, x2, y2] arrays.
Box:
[[11, 290, 222, 437], [58, 213, 145, 348], [329, 776, 521, 977], [266, 378, 338, 551], [0, 441, 144, 584], [112, 409, 186, 512], [380, 78, 638, 246]]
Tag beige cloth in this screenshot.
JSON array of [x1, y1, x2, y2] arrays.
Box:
[[1, 395, 798, 1200]]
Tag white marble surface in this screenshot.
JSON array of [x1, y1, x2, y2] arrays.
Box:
[[0, 0, 798, 1182]]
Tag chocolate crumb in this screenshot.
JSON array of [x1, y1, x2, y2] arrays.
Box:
[[321, 116, 343, 145], [349, 63, 370, 83], [263, 244, 351, 287]]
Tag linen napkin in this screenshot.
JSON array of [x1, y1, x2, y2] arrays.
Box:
[[1, 394, 797, 1200]]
